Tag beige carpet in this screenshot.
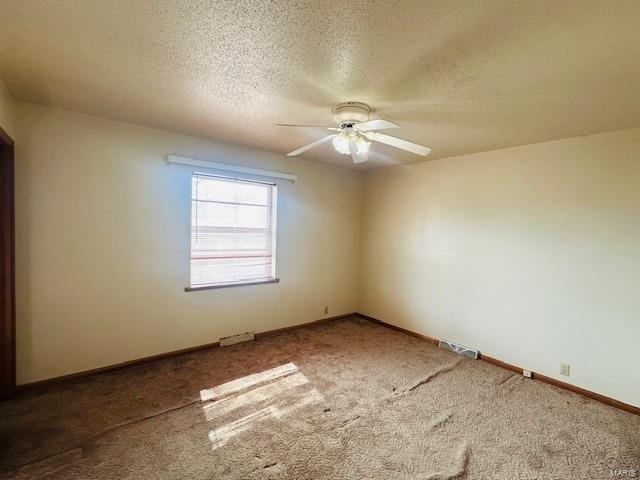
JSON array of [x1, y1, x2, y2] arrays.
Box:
[[0, 317, 638, 479]]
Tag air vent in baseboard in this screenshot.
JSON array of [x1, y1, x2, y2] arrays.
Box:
[[220, 332, 255, 347], [438, 339, 479, 359]]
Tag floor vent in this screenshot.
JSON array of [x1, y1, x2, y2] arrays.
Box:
[[220, 332, 255, 347], [438, 339, 479, 359]]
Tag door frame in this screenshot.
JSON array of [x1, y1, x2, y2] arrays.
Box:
[[0, 125, 15, 400]]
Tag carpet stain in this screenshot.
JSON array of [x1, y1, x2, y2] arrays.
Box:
[[337, 415, 361, 428]]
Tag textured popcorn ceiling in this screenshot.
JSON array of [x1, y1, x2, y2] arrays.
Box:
[[1, 1, 640, 169]]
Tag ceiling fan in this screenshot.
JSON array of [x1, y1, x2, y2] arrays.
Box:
[[278, 102, 431, 164]]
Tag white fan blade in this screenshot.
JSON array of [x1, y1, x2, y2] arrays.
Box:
[[363, 132, 431, 156], [286, 134, 336, 156], [355, 119, 399, 131]]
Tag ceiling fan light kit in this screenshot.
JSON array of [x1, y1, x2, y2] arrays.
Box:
[[278, 102, 431, 164], [332, 101, 371, 125]]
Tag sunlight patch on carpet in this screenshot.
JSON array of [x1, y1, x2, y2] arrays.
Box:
[[207, 389, 323, 449], [199, 362, 324, 450], [199, 362, 298, 402], [202, 372, 309, 421]]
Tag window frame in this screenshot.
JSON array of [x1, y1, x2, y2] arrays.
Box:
[[185, 172, 279, 291]]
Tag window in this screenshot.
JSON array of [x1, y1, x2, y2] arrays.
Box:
[[189, 173, 277, 289]]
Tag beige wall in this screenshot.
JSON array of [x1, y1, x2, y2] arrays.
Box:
[[359, 128, 640, 407], [15, 102, 362, 384], [0, 76, 16, 139], [12, 97, 640, 408]]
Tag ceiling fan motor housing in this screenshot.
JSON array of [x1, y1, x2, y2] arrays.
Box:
[[332, 102, 371, 126]]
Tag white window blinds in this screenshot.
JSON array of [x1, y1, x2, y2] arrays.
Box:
[[190, 173, 277, 288]]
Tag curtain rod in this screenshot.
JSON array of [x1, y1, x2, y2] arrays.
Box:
[[166, 155, 297, 182]]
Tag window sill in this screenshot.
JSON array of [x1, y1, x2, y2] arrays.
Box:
[[185, 278, 280, 292]]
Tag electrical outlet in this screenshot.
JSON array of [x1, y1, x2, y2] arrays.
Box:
[[522, 369, 532, 378], [560, 363, 570, 376], [324, 306, 328, 315]]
